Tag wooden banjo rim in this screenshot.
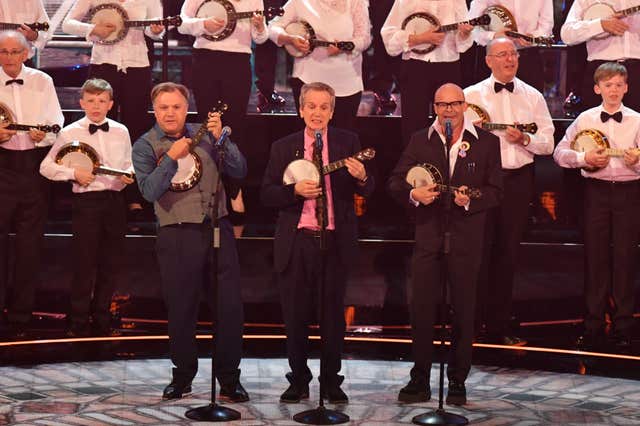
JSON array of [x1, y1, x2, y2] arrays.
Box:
[[401, 12, 439, 55], [89, 2, 131, 45], [483, 5, 518, 32], [54, 141, 101, 169], [197, 0, 238, 42], [570, 128, 610, 151]]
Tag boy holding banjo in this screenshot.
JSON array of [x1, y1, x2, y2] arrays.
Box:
[[553, 62, 640, 352]]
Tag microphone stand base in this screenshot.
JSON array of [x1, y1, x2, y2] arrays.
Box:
[[412, 408, 468, 425], [293, 406, 349, 425], [185, 403, 241, 422]]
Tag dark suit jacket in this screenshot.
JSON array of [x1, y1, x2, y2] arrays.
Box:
[[261, 127, 375, 273], [387, 125, 503, 255]]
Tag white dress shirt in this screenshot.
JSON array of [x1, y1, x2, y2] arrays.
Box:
[[381, 0, 473, 62], [464, 75, 554, 169], [0, 66, 64, 150], [269, 0, 372, 96], [62, 0, 164, 71], [179, 0, 268, 54], [40, 117, 133, 193], [561, 0, 640, 61], [469, 0, 554, 46], [0, 1, 51, 58], [554, 104, 640, 181]]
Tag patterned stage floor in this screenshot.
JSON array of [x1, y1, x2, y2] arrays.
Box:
[[1, 358, 639, 425]]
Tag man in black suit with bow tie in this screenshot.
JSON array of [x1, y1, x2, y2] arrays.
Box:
[[388, 83, 502, 406], [261, 82, 375, 404]]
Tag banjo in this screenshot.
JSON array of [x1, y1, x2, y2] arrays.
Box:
[[570, 128, 640, 171], [0, 22, 49, 32], [89, 3, 182, 45], [406, 163, 482, 199], [167, 102, 228, 192], [464, 103, 538, 134], [55, 141, 134, 179], [282, 148, 375, 185], [0, 102, 61, 134], [284, 21, 355, 58], [483, 5, 554, 46], [196, 0, 284, 41], [582, 3, 640, 40], [401, 13, 490, 54]]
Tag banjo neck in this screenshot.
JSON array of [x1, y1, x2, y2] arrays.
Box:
[[437, 14, 491, 33], [482, 122, 538, 134], [0, 22, 48, 31], [618, 5, 640, 17], [321, 148, 376, 176], [94, 165, 134, 179], [504, 30, 554, 46], [124, 16, 181, 28], [433, 183, 481, 199], [6, 123, 61, 134], [603, 147, 640, 157]]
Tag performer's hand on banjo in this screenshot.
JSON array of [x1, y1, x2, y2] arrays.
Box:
[[457, 23, 473, 40], [28, 128, 45, 143], [119, 174, 135, 185], [454, 185, 470, 207], [149, 24, 164, 35], [624, 148, 640, 166], [74, 168, 96, 187], [283, 33, 310, 54], [295, 180, 322, 199], [327, 43, 342, 56], [204, 17, 226, 34], [18, 24, 38, 42], [410, 183, 440, 205], [206, 111, 222, 140], [90, 21, 117, 40], [585, 147, 610, 169], [344, 157, 366, 181], [505, 124, 527, 145], [0, 122, 16, 143], [409, 30, 445, 47], [251, 12, 265, 33], [166, 137, 192, 160], [601, 15, 628, 37]]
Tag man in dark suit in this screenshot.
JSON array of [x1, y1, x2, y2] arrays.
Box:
[[387, 83, 502, 406], [261, 82, 375, 404]]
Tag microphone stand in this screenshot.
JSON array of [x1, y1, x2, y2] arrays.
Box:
[[186, 135, 241, 422], [293, 131, 349, 425], [161, 0, 169, 82], [412, 121, 468, 426]]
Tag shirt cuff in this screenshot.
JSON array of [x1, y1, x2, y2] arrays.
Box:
[[409, 189, 419, 207]]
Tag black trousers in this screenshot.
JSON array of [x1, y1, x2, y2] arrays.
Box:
[[409, 233, 483, 385], [157, 217, 243, 386], [278, 230, 347, 387], [399, 59, 461, 147], [477, 164, 534, 336], [583, 179, 640, 337], [290, 77, 362, 133], [581, 59, 640, 112], [89, 63, 152, 207], [69, 190, 126, 329], [366, 0, 400, 95], [254, 0, 285, 96], [192, 49, 252, 149], [0, 147, 49, 324]]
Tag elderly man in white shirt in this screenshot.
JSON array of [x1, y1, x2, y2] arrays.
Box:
[[0, 1, 52, 63]]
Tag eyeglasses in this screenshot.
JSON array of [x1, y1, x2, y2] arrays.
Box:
[[488, 51, 520, 59], [434, 100, 465, 109], [0, 49, 25, 57]]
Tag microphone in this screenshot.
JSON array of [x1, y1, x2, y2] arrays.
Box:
[[215, 126, 232, 147], [444, 119, 453, 144], [314, 130, 323, 150]]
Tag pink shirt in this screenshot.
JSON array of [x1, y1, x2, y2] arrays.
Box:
[[297, 128, 335, 231]]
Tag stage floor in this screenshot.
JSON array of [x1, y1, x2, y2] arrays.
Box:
[[1, 358, 638, 425]]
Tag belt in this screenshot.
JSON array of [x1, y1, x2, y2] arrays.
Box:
[[587, 178, 640, 187], [73, 190, 123, 199], [299, 228, 334, 238]]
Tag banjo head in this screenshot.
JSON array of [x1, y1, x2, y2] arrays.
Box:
[[465, 103, 491, 125], [582, 3, 616, 40], [170, 153, 203, 192], [0, 101, 15, 124], [284, 21, 314, 57], [196, 0, 236, 41], [283, 159, 320, 185], [89, 3, 129, 45], [483, 5, 517, 32], [401, 13, 438, 54], [55, 141, 100, 171], [405, 163, 442, 188], [570, 129, 610, 152]]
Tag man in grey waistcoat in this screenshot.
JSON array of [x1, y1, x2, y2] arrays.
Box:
[[132, 82, 249, 402]]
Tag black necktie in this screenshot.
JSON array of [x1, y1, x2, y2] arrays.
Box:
[[89, 122, 109, 134], [600, 111, 623, 123], [494, 81, 514, 93], [5, 79, 23, 85], [312, 142, 326, 229]]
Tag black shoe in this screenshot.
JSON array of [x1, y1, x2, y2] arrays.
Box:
[[490, 334, 527, 346], [576, 332, 604, 351], [280, 373, 309, 403], [91, 324, 121, 337], [446, 381, 467, 406], [65, 323, 90, 338], [321, 384, 348, 404], [162, 381, 192, 400], [219, 381, 250, 403], [9, 323, 29, 340], [398, 379, 431, 403], [127, 208, 143, 233]]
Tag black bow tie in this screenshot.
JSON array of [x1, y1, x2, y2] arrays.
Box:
[[494, 81, 514, 93], [89, 122, 109, 134], [5, 79, 23, 85], [600, 111, 623, 123]]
